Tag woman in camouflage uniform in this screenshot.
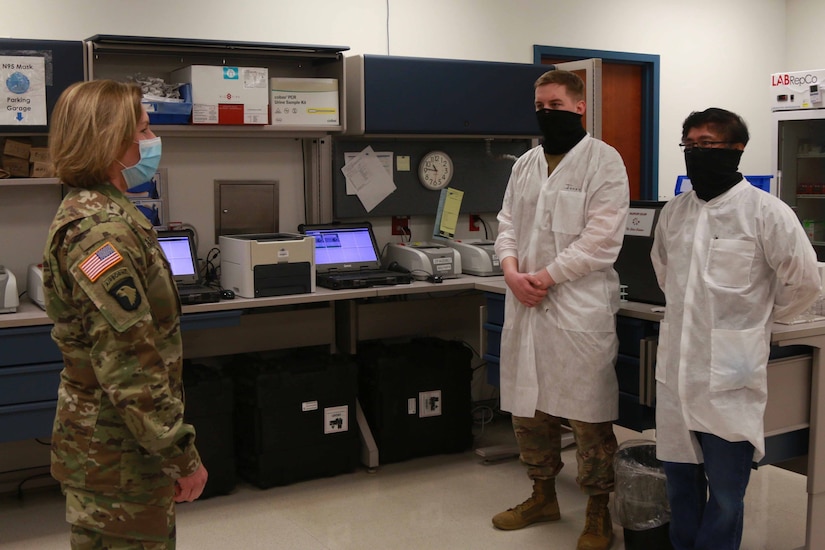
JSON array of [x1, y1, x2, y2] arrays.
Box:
[[43, 80, 207, 549]]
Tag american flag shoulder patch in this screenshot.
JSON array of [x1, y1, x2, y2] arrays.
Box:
[[79, 242, 123, 282]]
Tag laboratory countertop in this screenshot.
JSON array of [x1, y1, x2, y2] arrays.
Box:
[[0, 275, 504, 330], [5, 276, 825, 343]]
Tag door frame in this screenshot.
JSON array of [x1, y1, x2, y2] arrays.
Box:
[[534, 45, 660, 200], [554, 58, 602, 140]]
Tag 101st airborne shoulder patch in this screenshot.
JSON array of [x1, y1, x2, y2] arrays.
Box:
[[101, 267, 142, 312], [79, 241, 123, 282]]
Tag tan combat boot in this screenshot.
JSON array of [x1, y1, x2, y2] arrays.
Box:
[[491, 478, 561, 530], [577, 493, 614, 550]]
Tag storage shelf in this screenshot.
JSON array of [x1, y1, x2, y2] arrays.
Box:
[[0, 177, 60, 187], [797, 153, 825, 159], [87, 35, 348, 59], [797, 194, 825, 199], [151, 124, 341, 138], [86, 36, 348, 141]]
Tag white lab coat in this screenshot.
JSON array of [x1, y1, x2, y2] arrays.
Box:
[[495, 138, 629, 422], [651, 181, 820, 462]]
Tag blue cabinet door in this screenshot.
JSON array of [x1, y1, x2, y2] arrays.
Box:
[[361, 55, 548, 135]]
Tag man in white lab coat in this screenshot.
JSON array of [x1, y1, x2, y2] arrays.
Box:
[[493, 69, 629, 550], [651, 107, 820, 550]]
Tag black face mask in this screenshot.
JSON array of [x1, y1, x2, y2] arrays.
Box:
[[536, 109, 587, 155], [684, 147, 743, 201]]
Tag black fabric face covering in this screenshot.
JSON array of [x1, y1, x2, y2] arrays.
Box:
[[684, 147, 743, 201], [536, 109, 587, 155]]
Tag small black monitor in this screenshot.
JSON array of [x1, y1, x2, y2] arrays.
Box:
[[614, 200, 667, 306]]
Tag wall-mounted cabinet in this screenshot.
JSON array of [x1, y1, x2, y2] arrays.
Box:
[[344, 54, 549, 137], [86, 35, 348, 137], [83, 36, 347, 226]]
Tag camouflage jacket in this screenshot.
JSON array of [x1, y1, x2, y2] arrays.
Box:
[[43, 183, 201, 497]]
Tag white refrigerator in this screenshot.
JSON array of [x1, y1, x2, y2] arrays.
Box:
[[771, 107, 825, 260]]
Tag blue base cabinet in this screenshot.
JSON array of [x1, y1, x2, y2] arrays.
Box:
[[0, 325, 62, 443], [483, 293, 504, 387]]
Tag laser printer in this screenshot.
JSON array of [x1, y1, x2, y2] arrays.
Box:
[[0, 265, 19, 314], [441, 239, 501, 276], [384, 242, 461, 280], [220, 233, 315, 298]]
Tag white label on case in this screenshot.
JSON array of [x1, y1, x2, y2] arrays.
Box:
[[324, 405, 349, 434], [419, 390, 443, 418]]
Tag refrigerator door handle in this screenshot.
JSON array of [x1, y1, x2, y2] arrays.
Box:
[[777, 169, 782, 199]]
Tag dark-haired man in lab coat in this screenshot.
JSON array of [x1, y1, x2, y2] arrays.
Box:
[[652, 107, 820, 550]]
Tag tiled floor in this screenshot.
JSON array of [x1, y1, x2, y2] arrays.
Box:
[[0, 416, 808, 550]]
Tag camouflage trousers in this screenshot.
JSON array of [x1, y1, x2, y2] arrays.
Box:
[[65, 487, 175, 549], [512, 411, 618, 495], [70, 525, 174, 550]]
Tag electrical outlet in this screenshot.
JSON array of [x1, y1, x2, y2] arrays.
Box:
[[469, 214, 481, 232], [392, 215, 409, 235]]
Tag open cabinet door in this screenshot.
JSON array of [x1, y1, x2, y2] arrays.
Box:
[[554, 58, 602, 139]]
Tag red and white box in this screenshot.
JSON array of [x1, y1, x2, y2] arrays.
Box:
[[171, 65, 269, 124]]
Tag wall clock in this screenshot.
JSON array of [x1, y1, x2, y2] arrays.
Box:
[[418, 150, 454, 190]]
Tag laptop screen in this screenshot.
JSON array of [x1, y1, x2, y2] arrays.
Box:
[[156, 230, 199, 285], [300, 223, 382, 273]]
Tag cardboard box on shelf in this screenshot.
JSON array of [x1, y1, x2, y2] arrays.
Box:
[[270, 77, 339, 126], [29, 147, 50, 163], [3, 138, 31, 160], [2, 155, 29, 177], [30, 161, 55, 178], [170, 65, 269, 125]]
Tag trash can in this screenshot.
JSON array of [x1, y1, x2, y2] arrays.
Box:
[[613, 439, 673, 550]]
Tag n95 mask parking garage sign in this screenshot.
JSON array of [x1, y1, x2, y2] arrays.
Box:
[[1, 55, 46, 126]]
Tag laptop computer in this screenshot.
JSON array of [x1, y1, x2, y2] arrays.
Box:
[[156, 230, 221, 305], [298, 222, 413, 290]]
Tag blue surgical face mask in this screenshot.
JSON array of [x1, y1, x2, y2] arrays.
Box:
[[118, 137, 162, 190]]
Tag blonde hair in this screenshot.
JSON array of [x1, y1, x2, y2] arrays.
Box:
[[534, 69, 585, 102], [49, 80, 143, 188]]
